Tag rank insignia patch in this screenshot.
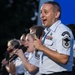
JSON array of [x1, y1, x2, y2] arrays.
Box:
[[62, 36, 70, 48]]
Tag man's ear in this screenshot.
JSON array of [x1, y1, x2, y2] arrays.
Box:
[[55, 11, 60, 19]]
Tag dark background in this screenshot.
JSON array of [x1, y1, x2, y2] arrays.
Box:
[[0, 0, 39, 74]]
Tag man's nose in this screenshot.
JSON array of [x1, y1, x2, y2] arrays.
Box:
[[40, 12, 45, 19]]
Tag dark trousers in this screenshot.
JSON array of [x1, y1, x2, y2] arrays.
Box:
[[42, 71, 71, 75], [71, 66, 75, 75], [17, 73, 24, 75]]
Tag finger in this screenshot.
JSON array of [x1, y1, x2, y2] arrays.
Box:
[[13, 49, 18, 53]]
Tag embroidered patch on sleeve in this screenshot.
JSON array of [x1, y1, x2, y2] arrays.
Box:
[[62, 31, 70, 37], [62, 36, 70, 48]]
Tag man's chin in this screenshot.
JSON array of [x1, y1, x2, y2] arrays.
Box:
[[42, 24, 48, 28], [42, 23, 46, 26]]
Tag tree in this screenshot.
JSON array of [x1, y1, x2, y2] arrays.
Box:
[[0, 0, 39, 71]]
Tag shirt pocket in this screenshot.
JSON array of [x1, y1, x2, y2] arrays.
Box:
[[44, 39, 54, 46]]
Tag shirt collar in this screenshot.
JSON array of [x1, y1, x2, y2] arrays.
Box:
[[44, 20, 61, 33], [44, 28, 50, 34], [50, 20, 61, 32]]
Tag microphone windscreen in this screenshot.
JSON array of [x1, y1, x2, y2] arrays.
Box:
[[35, 26, 44, 57], [35, 26, 44, 39]]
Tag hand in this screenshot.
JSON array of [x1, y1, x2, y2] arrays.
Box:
[[34, 37, 43, 50], [1, 58, 8, 66], [9, 62, 16, 75], [15, 49, 24, 59]]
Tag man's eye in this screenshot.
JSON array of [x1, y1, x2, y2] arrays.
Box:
[[44, 11, 48, 14]]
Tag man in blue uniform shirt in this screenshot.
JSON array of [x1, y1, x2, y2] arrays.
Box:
[[34, 1, 74, 75]]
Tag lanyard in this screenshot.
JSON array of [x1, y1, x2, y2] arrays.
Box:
[[41, 30, 51, 63], [42, 30, 51, 44]]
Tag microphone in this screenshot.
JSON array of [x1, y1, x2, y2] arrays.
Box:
[[1, 39, 27, 67], [8, 54, 18, 62], [4, 44, 27, 65], [7, 45, 27, 62], [35, 26, 44, 57], [2, 52, 18, 66]]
